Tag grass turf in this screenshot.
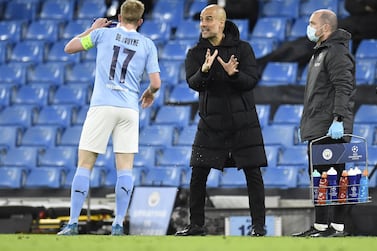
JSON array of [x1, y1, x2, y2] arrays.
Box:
[[0, 235, 376, 251]]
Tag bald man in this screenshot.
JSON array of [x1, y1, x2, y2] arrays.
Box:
[[175, 4, 267, 237], [293, 9, 356, 237]]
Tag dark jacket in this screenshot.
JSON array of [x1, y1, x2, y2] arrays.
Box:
[[185, 20, 267, 169], [300, 29, 356, 141]]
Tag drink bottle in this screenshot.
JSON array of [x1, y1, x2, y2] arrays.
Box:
[[359, 169, 369, 202], [317, 172, 328, 205], [338, 170, 348, 203], [312, 169, 321, 203], [327, 167, 338, 203], [348, 168, 358, 202]]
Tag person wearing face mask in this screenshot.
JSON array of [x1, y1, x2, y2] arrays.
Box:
[[292, 9, 356, 238]]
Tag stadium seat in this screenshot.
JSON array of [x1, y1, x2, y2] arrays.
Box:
[[248, 38, 276, 58], [76, 0, 107, 20], [180, 167, 221, 188], [8, 41, 45, 64], [174, 20, 200, 40], [160, 41, 191, 61], [355, 39, 377, 60], [151, 0, 184, 28], [0, 167, 27, 189], [25, 167, 66, 188], [59, 20, 92, 40], [3, 0, 39, 20], [287, 17, 307, 40], [262, 166, 298, 189], [277, 146, 308, 166], [0, 63, 26, 85], [272, 104, 303, 124], [158, 60, 182, 85], [262, 124, 296, 147], [134, 146, 156, 168], [256, 104, 271, 128], [65, 62, 95, 83], [81, 47, 97, 62], [153, 105, 191, 128], [174, 124, 197, 146], [38, 146, 77, 170], [142, 166, 181, 187], [94, 146, 115, 170], [0, 20, 24, 42], [1, 146, 39, 169], [259, 62, 298, 86], [299, 0, 339, 18], [58, 125, 83, 146], [354, 105, 377, 124], [230, 19, 249, 40], [72, 105, 89, 125], [46, 40, 81, 63], [297, 167, 310, 187], [355, 59, 376, 85], [139, 125, 175, 147], [352, 124, 375, 146], [0, 85, 10, 108], [251, 17, 289, 42], [49, 85, 89, 106], [20, 126, 59, 148], [90, 167, 107, 188], [298, 64, 308, 85], [264, 145, 281, 168], [103, 167, 147, 187], [155, 146, 191, 167], [0, 105, 35, 127], [27, 62, 65, 85], [139, 19, 171, 46], [0, 41, 6, 65], [139, 106, 151, 129], [166, 84, 199, 104], [23, 20, 59, 42], [0, 126, 22, 149], [33, 105, 73, 127], [186, 0, 207, 19], [39, 0, 74, 21], [11, 85, 49, 107], [261, 0, 300, 19], [219, 168, 247, 188]]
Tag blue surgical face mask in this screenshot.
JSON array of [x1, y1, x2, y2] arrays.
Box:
[[306, 25, 320, 42]]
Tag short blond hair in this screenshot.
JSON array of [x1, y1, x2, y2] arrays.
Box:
[[120, 0, 145, 24]]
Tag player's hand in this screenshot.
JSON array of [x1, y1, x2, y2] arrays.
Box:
[[140, 88, 155, 108], [201, 49, 218, 73], [217, 54, 239, 76], [91, 18, 112, 29]]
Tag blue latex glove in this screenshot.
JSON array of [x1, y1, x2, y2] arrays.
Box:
[[327, 121, 344, 139]]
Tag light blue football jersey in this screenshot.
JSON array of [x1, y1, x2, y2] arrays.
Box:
[[82, 26, 160, 111]]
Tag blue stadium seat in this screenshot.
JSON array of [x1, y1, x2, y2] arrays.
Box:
[[287, 17, 307, 40], [259, 62, 298, 86], [23, 20, 59, 42], [90, 167, 107, 188], [76, 0, 107, 19], [262, 124, 296, 147], [230, 19, 249, 40], [272, 104, 303, 124], [0, 167, 27, 189], [3, 0, 39, 20], [0, 41, 6, 64], [160, 41, 191, 61], [139, 19, 171, 46], [151, 0, 184, 29], [263, 166, 298, 189], [277, 146, 308, 166], [142, 166, 181, 187], [354, 105, 377, 124], [27, 62, 65, 85], [153, 105, 191, 128], [186, 0, 207, 19], [38, 146, 77, 170], [9, 41, 46, 64], [80, 47, 97, 62], [33, 105, 73, 127], [46, 40, 81, 63], [139, 125, 175, 147], [174, 20, 200, 40], [158, 60, 182, 85], [180, 167, 220, 188], [0, 85, 10, 108], [251, 17, 289, 42], [261, 0, 300, 19], [49, 85, 89, 106], [39, 0, 74, 21], [0, 105, 35, 127], [25, 167, 66, 188], [155, 146, 191, 167], [298, 64, 308, 85], [134, 146, 156, 168], [11, 85, 49, 107], [20, 126, 59, 148], [166, 84, 199, 104], [297, 167, 310, 187], [103, 167, 147, 187], [1, 146, 39, 169], [139, 106, 151, 129], [94, 146, 115, 170], [0, 126, 22, 149], [256, 104, 271, 128], [249, 38, 276, 58], [355, 59, 376, 85], [219, 168, 247, 188], [0, 63, 26, 85], [264, 145, 281, 168], [65, 62, 95, 83], [299, 0, 339, 18], [0, 20, 24, 42], [174, 124, 197, 146], [59, 19, 92, 40], [353, 124, 375, 146], [58, 125, 82, 146], [355, 39, 377, 60]]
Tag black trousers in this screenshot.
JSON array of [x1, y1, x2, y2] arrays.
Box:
[[308, 137, 349, 225], [189, 166, 266, 228]]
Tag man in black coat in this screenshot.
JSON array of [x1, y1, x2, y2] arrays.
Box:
[[175, 4, 268, 237]]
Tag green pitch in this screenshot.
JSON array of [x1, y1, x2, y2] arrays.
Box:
[[0, 235, 376, 251]]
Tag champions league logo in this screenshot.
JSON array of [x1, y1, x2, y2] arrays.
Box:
[[322, 148, 333, 161], [349, 144, 363, 161]]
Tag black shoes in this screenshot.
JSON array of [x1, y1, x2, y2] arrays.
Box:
[[175, 224, 207, 236], [251, 225, 267, 237], [292, 226, 348, 237]]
